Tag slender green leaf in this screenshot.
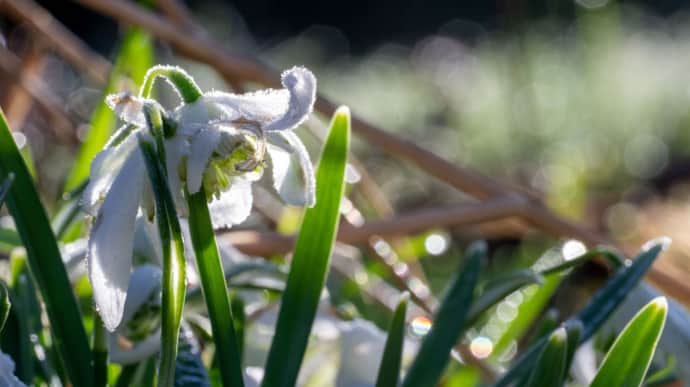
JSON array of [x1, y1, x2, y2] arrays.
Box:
[[92, 315, 108, 387], [0, 173, 12, 206], [524, 327, 568, 387], [401, 242, 485, 387], [467, 270, 542, 328], [575, 239, 667, 340], [591, 297, 668, 387], [492, 239, 666, 387], [533, 309, 559, 342], [0, 281, 9, 335], [0, 109, 92, 386], [230, 293, 246, 359], [115, 357, 157, 387], [262, 107, 351, 387], [375, 292, 409, 387], [186, 188, 244, 387], [563, 319, 582, 369]]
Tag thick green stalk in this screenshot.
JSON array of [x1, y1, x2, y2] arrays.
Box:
[[186, 188, 244, 387], [0, 109, 92, 386]]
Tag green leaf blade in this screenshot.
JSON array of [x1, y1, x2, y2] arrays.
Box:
[[261, 107, 351, 387], [591, 297, 668, 387], [0, 110, 92, 386], [376, 292, 409, 387], [401, 242, 484, 387], [524, 327, 568, 387]]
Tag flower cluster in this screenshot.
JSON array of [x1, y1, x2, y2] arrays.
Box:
[[84, 66, 317, 330]]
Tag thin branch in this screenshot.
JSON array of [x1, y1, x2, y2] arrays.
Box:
[[0, 0, 111, 85], [0, 46, 76, 142], [221, 196, 527, 256]]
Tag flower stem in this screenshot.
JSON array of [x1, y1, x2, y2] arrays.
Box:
[[139, 139, 187, 387], [185, 187, 244, 387], [139, 65, 203, 104]]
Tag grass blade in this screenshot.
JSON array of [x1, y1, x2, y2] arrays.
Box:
[[524, 327, 568, 387], [0, 109, 92, 386], [492, 238, 666, 387], [0, 281, 9, 335], [466, 270, 542, 328], [591, 297, 668, 387], [261, 107, 351, 387], [375, 292, 409, 387], [401, 242, 484, 387], [92, 315, 108, 387]]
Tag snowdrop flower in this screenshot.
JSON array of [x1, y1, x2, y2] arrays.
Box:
[[170, 66, 317, 228], [83, 65, 317, 331]]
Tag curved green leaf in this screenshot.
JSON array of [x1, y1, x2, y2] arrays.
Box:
[[591, 297, 668, 387], [401, 242, 485, 387], [375, 292, 409, 387], [524, 327, 568, 387], [0, 110, 92, 386], [492, 239, 666, 387], [262, 107, 351, 387]]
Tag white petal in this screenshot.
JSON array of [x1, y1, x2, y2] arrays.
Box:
[[208, 178, 253, 229], [203, 66, 316, 132], [174, 98, 240, 133], [105, 93, 147, 127], [87, 151, 144, 331], [82, 132, 139, 215], [187, 128, 220, 194], [132, 217, 162, 266], [264, 67, 316, 132], [120, 264, 162, 323], [266, 131, 315, 207]]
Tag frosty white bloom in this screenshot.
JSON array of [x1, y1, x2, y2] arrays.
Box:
[[83, 66, 317, 331], [171, 66, 317, 227]]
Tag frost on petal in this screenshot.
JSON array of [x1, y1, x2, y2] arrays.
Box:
[[82, 132, 139, 215], [208, 178, 253, 229], [175, 97, 240, 134], [203, 66, 316, 132], [264, 67, 316, 132], [266, 131, 315, 207], [105, 93, 147, 127], [87, 152, 144, 331], [187, 128, 220, 194]]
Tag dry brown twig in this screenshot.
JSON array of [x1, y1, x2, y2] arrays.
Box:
[[0, 45, 76, 142], [0, 0, 111, 85]]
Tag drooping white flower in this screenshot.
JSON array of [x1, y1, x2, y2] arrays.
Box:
[[83, 65, 317, 331], [171, 66, 317, 228]]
